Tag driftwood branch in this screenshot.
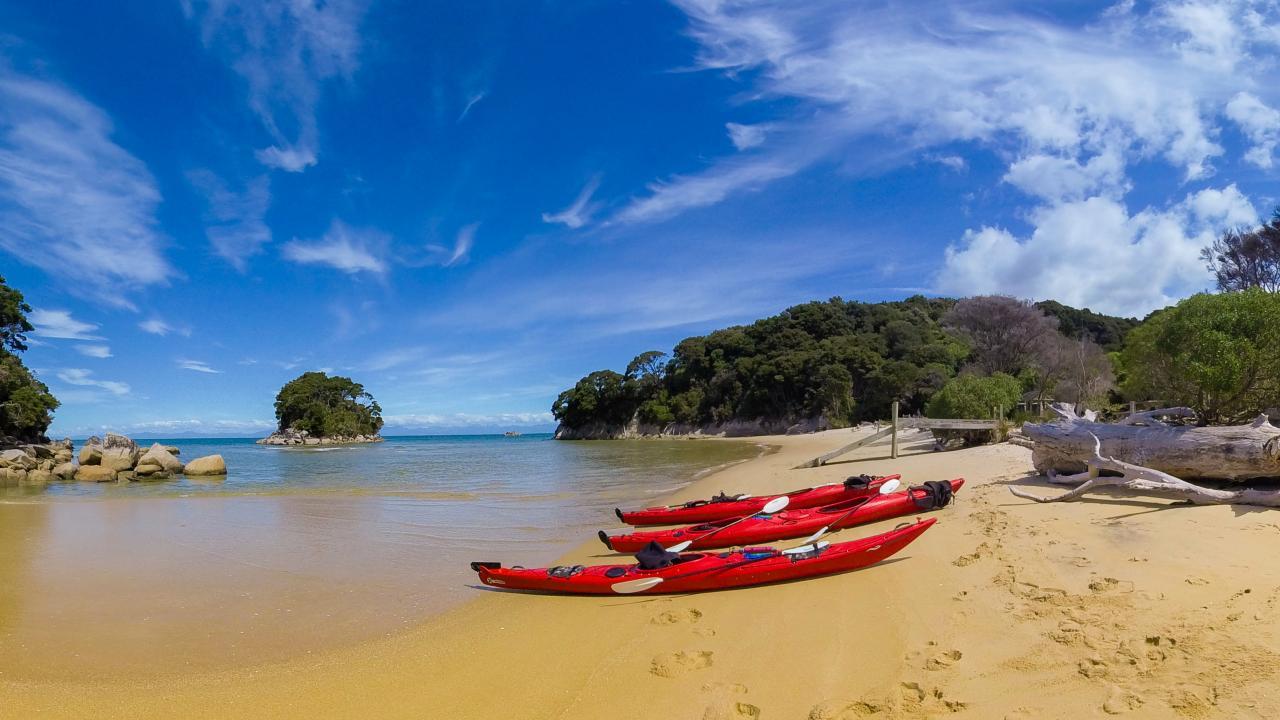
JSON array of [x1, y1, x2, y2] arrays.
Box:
[[1011, 435, 1280, 508], [1023, 407, 1280, 481]]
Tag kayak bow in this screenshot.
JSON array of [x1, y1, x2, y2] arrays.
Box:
[[616, 474, 902, 526]]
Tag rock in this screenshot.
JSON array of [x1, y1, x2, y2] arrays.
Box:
[[134, 461, 163, 475], [103, 433, 137, 451], [79, 445, 103, 465], [101, 446, 140, 472], [75, 465, 117, 482], [140, 443, 184, 473], [184, 454, 227, 476], [26, 468, 52, 484], [84, 435, 103, 448], [164, 445, 180, 456], [52, 462, 75, 479], [0, 448, 36, 470], [304, 437, 320, 445], [25, 444, 55, 459], [53, 449, 73, 464], [0, 467, 27, 483], [116, 470, 136, 482]]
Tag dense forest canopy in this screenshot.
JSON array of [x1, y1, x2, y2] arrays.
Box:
[[552, 296, 1131, 432], [274, 372, 383, 438], [0, 275, 58, 443]]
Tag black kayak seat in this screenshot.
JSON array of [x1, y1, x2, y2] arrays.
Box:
[[634, 541, 680, 570]]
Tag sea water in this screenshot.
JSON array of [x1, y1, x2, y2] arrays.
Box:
[[0, 435, 759, 679]]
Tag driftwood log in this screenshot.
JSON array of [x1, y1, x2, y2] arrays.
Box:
[[1011, 435, 1280, 508], [1022, 404, 1280, 481]]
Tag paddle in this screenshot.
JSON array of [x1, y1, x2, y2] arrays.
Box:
[[610, 577, 665, 594], [789, 478, 904, 548], [664, 495, 790, 552]]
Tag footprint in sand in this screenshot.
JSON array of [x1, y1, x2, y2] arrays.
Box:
[[701, 701, 761, 720], [925, 649, 963, 671], [1184, 576, 1211, 585], [650, 650, 713, 678], [806, 699, 886, 718], [652, 608, 703, 625], [1102, 685, 1144, 714], [1088, 577, 1134, 594]]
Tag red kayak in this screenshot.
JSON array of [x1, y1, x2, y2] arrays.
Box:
[[471, 518, 936, 595], [601, 479, 962, 553], [616, 474, 901, 526]]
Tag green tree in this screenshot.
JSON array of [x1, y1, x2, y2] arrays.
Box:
[[0, 276, 57, 442], [0, 274, 34, 354], [925, 373, 1022, 419], [1120, 290, 1280, 423], [551, 370, 636, 428], [273, 372, 383, 437]]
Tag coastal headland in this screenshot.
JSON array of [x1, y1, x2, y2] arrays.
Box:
[[6, 428, 1277, 718]]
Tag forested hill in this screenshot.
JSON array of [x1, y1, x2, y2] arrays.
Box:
[[551, 296, 1137, 437]]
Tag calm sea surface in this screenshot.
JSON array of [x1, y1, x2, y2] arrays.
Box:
[[0, 435, 760, 679]]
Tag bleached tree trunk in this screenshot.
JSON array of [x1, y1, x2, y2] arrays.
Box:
[[1022, 404, 1280, 481]]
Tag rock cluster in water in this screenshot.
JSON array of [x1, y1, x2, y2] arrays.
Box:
[[256, 428, 384, 446], [0, 433, 227, 484]]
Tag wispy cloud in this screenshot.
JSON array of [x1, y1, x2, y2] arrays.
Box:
[[422, 223, 477, 267], [56, 368, 130, 396], [30, 309, 103, 341], [178, 359, 222, 374], [458, 90, 487, 123], [184, 0, 369, 171], [726, 122, 768, 150], [0, 68, 172, 306], [542, 175, 602, 229], [281, 221, 388, 274], [75, 344, 113, 359], [138, 318, 191, 337], [187, 170, 272, 270], [613, 158, 799, 224], [1226, 92, 1280, 168], [57, 417, 276, 437]]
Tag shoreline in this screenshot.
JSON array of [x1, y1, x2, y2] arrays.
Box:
[[6, 428, 1280, 717]]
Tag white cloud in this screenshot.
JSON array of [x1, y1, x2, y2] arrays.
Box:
[[178, 359, 222, 374], [726, 122, 768, 150], [58, 417, 276, 437], [138, 318, 191, 337], [937, 185, 1258, 317], [185, 0, 369, 171], [187, 170, 272, 269], [542, 175, 602, 229], [30, 309, 102, 340], [75, 344, 112, 359], [1225, 92, 1280, 168], [56, 368, 130, 396], [458, 90, 487, 123], [635, 1, 1280, 225], [0, 69, 172, 305], [281, 221, 387, 274]]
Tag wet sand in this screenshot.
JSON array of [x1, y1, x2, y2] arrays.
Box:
[[5, 429, 1280, 718]]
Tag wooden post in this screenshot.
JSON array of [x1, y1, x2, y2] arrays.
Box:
[[891, 400, 899, 459], [1129, 400, 1136, 418]]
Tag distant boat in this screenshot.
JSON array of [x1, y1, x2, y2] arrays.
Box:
[[503, 431, 522, 437]]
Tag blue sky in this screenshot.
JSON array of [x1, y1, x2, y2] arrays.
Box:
[[1, 0, 1278, 437]]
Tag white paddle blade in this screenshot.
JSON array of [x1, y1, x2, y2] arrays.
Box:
[[878, 479, 902, 494], [781, 540, 830, 556], [664, 540, 693, 553], [798, 525, 830, 546], [611, 577, 664, 594], [760, 495, 789, 514]]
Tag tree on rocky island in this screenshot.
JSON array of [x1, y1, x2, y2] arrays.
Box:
[[273, 372, 383, 438], [0, 276, 58, 443]]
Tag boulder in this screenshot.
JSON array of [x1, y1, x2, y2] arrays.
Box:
[[101, 446, 140, 472], [26, 444, 55, 459], [79, 445, 103, 465], [103, 433, 137, 451], [53, 449, 73, 464], [116, 470, 136, 482], [84, 435, 103, 448], [0, 449, 36, 470], [75, 465, 117, 482], [184, 454, 227, 476], [0, 467, 26, 483], [26, 468, 52, 484], [164, 445, 181, 456], [52, 462, 75, 480], [139, 443, 184, 474]]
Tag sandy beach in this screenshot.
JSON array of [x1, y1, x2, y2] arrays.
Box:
[[5, 428, 1280, 719]]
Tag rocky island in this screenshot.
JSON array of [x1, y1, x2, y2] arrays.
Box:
[[257, 371, 384, 446]]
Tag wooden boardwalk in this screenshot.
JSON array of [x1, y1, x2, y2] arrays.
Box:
[[797, 401, 1000, 468]]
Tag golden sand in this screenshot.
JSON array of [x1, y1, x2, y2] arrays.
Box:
[[4, 428, 1279, 718]]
